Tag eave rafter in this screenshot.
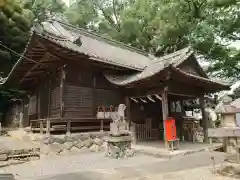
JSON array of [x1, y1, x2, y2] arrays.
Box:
[[19, 52, 51, 83]]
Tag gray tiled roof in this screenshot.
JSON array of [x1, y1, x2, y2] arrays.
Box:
[[105, 47, 193, 85], [40, 20, 150, 70], [0, 19, 230, 91], [231, 98, 240, 108]]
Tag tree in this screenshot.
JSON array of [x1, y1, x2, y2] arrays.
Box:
[[0, 0, 66, 114], [21, 0, 67, 24], [65, 0, 240, 81], [0, 0, 67, 76], [65, 0, 98, 29], [0, 0, 30, 76]]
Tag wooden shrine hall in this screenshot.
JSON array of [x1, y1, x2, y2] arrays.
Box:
[[1, 19, 229, 144]]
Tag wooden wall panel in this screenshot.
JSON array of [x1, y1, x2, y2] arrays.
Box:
[[95, 89, 122, 108], [66, 67, 93, 87], [51, 86, 61, 117], [39, 82, 50, 118], [64, 85, 93, 118]]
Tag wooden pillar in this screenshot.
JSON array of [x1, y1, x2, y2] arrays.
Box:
[[40, 120, 43, 135], [46, 119, 50, 137], [92, 75, 96, 116], [200, 96, 209, 143], [161, 87, 169, 148], [125, 97, 131, 124], [47, 79, 52, 117], [19, 101, 24, 129], [36, 93, 39, 120], [30, 121, 32, 132], [38, 92, 41, 119], [60, 65, 66, 117], [66, 120, 71, 136], [130, 123, 137, 144], [100, 119, 103, 132]]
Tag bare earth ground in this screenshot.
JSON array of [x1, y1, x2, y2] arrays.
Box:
[[0, 150, 237, 180]]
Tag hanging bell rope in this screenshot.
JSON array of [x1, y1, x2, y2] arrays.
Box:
[[147, 95, 155, 102]]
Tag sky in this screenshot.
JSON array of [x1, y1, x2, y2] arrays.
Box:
[[230, 40, 240, 49], [64, 0, 71, 7]]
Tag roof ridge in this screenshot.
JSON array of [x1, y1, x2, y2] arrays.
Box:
[[155, 46, 192, 62], [54, 19, 149, 56]]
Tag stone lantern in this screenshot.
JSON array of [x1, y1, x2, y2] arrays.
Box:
[[210, 96, 240, 159], [215, 96, 239, 128]]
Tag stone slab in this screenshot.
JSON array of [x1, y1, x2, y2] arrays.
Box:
[[208, 128, 240, 137], [0, 154, 8, 161], [133, 143, 223, 159], [0, 174, 15, 180], [104, 136, 132, 142]]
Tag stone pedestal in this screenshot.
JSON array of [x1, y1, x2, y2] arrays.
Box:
[[224, 137, 238, 154], [104, 136, 134, 158]]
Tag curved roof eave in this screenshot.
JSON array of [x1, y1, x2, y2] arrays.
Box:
[[104, 48, 193, 86], [170, 66, 230, 91], [105, 62, 230, 92]]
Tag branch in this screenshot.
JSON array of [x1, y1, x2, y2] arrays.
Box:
[[199, 0, 208, 8], [112, 0, 121, 32], [91, 0, 119, 31], [183, 0, 192, 13]]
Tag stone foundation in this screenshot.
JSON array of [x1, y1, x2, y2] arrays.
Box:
[[104, 136, 134, 159], [40, 132, 108, 155]]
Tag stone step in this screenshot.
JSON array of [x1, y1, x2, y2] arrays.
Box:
[[0, 174, 15, 180], [0, 148, 40, 162], [133, 143, 223, 159]]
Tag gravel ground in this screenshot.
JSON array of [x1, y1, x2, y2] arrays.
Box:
[[146, 165, 238, 180], [0, 151, 233, 180], [24, 164, 238, 180], [0, 152, 164, 180]]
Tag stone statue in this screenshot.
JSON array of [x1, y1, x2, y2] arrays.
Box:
[[111, 104, 126, 123], [110, 104, 129, 136]]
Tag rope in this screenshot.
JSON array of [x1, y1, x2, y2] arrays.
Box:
[[0, 42, 43, 65]]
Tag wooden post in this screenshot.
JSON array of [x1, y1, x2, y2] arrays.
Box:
[[209, 137, 213, 145], [30, 121, 33, 132], [66, 120, 71, 136], [60, 65, 66, 118], [36, 93, 39, 121], [100, 119, 103, 132], [37, 92, 41, 119], [40, 120, 43, 134], [130, 123, 137, 144], [161, 87, 169, 148], [46, 119, 50, 136], [19, 100, 24, 129], [125, 97, 131, 127], [200, 96, 209, 143], [47, 79, 51, 117], [92, 75, 96, 116]]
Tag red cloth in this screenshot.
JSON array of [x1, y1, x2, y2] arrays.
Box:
[[165, 117, 177, 141]]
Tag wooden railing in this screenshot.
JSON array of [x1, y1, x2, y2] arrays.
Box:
[[30, 117, 112, 135], [131, 119, 158, 141]]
